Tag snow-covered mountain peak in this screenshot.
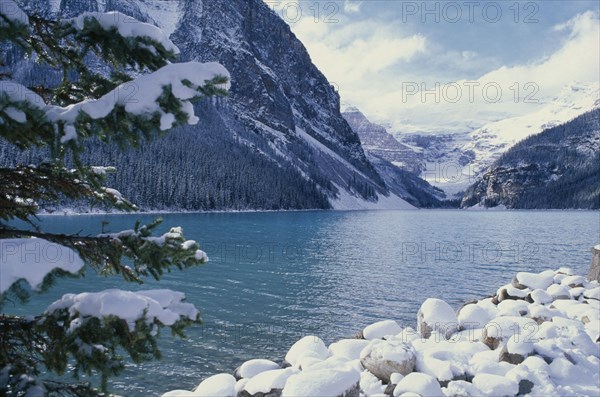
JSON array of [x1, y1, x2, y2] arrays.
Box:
[[463, 81, 600, 172]]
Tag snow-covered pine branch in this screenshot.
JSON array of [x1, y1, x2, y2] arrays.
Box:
[[0, 2, 227, 396], [1, 62, 229, 155]]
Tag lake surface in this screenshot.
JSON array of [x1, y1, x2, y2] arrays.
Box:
[[6, 210, 600, 395]]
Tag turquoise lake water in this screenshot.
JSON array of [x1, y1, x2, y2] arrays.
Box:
[[5, 210, 600, 395]]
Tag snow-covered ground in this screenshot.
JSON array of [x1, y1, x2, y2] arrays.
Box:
[[329, 184, 416, 211], [162, 267, 600, 396]]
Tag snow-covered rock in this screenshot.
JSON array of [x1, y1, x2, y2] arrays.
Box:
[[530, 289, 553, 305], [234, 359, 280, 379], [282, 367, 360, 397], [359, 370, 386, 395], [584, 286, 600, 301], [285, 336, 329, 367], [560, 275, 586, 288], [360, 339, 416, 383], [499, 334, 535, 364], [472, 373, 519, 396], [417, 298, 459, 339], [243, 368, 297, 395], [393, 373, 443, 397], [457, 304, 491, 330], [329, 339, 370, 361], [547, 284, 571, 300], [481, 316, 538, 349], [193, 374, 236, 397], [442, 380, 482, 397], [497, 299, 529, 317], [363, 320, 402, 340], [513, 270, 555, 290]]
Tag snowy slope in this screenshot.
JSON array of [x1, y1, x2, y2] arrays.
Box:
[[396, 82, 600, 197], [330, 184, 415, 210], [461, 109, 600, 209], [463, 82, 600, 174]]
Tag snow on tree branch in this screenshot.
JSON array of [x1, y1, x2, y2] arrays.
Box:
[[0, 238, 84, 294], [45, 61, 230, 126], [1, 62, 230, 145], [100, 225, 209, 264], [45, 289, 199, 332], [65, 11, 179, 56]]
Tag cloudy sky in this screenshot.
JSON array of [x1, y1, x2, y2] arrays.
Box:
[[263, 1, 600, 134]]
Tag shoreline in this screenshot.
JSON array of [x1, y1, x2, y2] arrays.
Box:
[[161, 267, 600, 397], [34, 207, 600, 217]]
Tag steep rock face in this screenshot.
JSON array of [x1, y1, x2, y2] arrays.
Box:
[[461, 109, 600, 209], [342, 108, 445, 207], [171, 0, 385, 191], [7, 0, 387, 210], [342, 107, 423, 174]]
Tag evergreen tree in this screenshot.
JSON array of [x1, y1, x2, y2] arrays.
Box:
[[0, 1, 228, 395]]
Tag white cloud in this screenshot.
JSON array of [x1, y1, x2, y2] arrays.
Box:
[[353, 11, 600, 134], [291, 18, 427, 98], [343, 1, 362, 13]]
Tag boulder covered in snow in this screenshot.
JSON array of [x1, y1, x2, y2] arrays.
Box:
[[362, 320, 402, 340], [393, 372, 443, 396], [442, 380, 483, 397], [546, 284, 571, 300], [193, 373, 236, 396], [417, 298, 459, 339], [512, 270, 555, 290], [472, 373, 519, 396], [235, 359, 280, 380], [529, 289, 553, 305], [360, 339, 416, 383], [282, 367, 360, 397], [499, 334, 535, 364], [329, 339, 370, 361], [285, 336, 329, 367], [241, 368, 296, 397], [457, 303, 491, 330]]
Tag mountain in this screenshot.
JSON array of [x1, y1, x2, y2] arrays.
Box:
[[396, 82, 600, 197], [461, 109, 600, 209], [342, 108, 447, 208], [342, 107, 423, 174], [3, 0, 409, 211]]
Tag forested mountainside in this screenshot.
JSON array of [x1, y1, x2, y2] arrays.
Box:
[[461, 109, 600, 209], [1, 0, 417, 211]]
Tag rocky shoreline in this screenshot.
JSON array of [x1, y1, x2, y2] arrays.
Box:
[[162, 265, 600, 397]]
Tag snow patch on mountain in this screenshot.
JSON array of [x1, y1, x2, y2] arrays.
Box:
[[463, 82, 600, 174], [395, 82, 600, 197], [330, 184, 415, 210]]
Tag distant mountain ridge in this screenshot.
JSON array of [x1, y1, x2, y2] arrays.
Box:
[[342, 108, 446, 208], [392, 82, 600, 197], [342, 107, 423, 174], [461, 109, 600, 209]]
